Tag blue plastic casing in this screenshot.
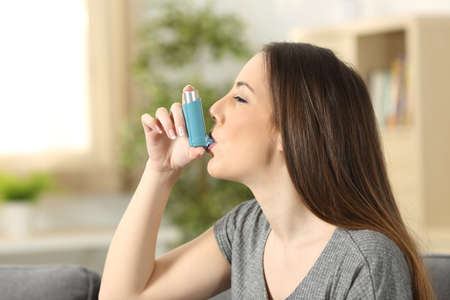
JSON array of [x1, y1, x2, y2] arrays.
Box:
[[182, 97, 215, 148]]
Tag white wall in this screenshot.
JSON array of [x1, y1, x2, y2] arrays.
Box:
[[137, 0, 450, 49], [133, 0, 450, 88]]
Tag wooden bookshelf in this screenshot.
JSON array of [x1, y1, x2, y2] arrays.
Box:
[[290, 15, 450, 253]]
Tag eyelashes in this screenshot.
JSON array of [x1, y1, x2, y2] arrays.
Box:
[[234, 96, 247, 103]]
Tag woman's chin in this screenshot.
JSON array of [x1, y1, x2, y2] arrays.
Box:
[[207, 159, 226, 179]]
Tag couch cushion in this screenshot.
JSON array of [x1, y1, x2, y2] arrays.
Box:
[[0, 264, 100, 300]]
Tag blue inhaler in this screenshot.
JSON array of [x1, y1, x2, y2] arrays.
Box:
[[182, 85, 215, 148]]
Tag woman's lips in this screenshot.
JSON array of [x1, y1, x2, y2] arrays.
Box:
[[207, 142, 217, 152], [206, 132, 217, 154], [209, 132, 217, 142]]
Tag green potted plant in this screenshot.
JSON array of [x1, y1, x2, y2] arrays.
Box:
[[0, 171, 55, 238], [121, 0, 256, 247]]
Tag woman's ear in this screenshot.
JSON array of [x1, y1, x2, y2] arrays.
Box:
[[276, 132, 283, 153]]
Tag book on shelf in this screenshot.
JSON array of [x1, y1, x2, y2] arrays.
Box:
[[367, 56, 408, 129]]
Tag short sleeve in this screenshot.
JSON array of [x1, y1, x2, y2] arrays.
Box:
[[345, 266, 375, 299], [213, 199, 255, 265], [346, 250, 413, 300]]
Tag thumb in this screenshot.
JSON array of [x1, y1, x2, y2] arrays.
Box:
[[188, 147, 206, 160], [197, 147, 206, 157]]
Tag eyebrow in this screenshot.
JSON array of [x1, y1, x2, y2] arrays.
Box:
[[235, 81, 255, 94]]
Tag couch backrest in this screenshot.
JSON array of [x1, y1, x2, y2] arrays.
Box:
[[422, 253, 450, 300], [0, 264, 100, 300]]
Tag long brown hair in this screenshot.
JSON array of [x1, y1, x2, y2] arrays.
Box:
[[261, 42, 434, 300]]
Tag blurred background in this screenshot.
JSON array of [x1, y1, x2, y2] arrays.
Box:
[[0, 0, 449, 289]]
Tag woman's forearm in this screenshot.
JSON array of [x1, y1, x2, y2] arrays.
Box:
[[99, 161, 181, 300]]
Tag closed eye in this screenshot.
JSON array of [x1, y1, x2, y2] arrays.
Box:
[[234, 96, 247, 103]]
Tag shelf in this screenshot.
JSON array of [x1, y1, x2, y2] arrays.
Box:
[[291, 14, 450, 253]]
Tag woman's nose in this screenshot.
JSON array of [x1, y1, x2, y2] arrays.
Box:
[[209, 109, 215, 122], [209, 103, 218, 122], [209, 96, 226, 123]]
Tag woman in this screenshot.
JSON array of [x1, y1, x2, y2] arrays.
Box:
[[99, 42, 435, 300]]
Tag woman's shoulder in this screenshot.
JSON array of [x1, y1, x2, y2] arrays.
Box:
[[221, 198, 259, 220], [339, 227, 406, 262], [336, 227, 412, 284], [214, 198, 263, 233], [333, 228, 413, 298], [224, 198, 266, 229], [231, 198, 259, 213]]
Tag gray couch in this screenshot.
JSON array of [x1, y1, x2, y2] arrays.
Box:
[[422, 253, 450, 300], [0, 253, 448, 300], [0, 264, 100, 300]]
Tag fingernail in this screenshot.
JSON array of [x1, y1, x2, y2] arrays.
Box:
[[169, 129, 176, 139], [177, 126, 185, 137]]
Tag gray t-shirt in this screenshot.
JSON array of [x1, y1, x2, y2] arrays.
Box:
[[213, 198, 413, 299]]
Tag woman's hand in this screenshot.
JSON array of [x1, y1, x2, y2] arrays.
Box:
[[141, 101, 206, 174]]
